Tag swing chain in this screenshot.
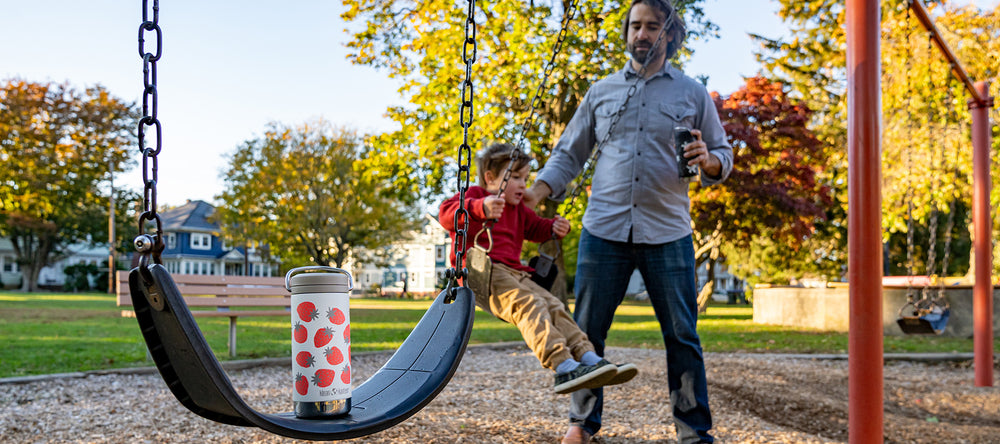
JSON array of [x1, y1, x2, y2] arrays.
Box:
[[136, 0, 164, 264], [903, 4, 917, 301], [447, 0, 478, 299], [563, 17, 672, 210], [936, 77, 958, 300], [498, 0, 581, 197], [922, 33, 939, 299]]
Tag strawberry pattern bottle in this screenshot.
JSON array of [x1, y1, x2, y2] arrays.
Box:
[[286, 266, 353, 418]]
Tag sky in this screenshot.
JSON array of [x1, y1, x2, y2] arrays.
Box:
[[2, 0, 994, 207]]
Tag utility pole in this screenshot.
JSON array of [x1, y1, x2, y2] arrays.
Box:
[[108, 164, 116, 294]]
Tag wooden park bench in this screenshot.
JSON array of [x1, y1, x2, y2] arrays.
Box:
[[116, 270, 291, 357]]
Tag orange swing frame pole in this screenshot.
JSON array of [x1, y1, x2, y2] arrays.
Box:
[[910, 0, 994, 388], [970, 81, 994, 387], [846, 0, 883, 442]]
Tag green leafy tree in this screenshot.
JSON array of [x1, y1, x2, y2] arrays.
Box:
[[0, 79, 136, 291], [755, 0, 999, 278], [215, 121, 422, 269]]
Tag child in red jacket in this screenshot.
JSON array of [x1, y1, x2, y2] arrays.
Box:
[[439, 142, 637, 394]]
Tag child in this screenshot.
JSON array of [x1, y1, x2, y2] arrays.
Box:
[[439, 142, 637, 394]]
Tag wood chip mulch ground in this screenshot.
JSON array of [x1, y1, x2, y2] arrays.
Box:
[[2, 344, 998, 443]]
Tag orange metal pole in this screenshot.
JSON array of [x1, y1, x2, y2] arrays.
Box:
[[847, 0, 883, 441], [970, 81, 994, 387]]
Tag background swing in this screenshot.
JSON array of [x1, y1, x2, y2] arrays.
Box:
[[892, 17, 963, 335], [126, 0, 478, 440]]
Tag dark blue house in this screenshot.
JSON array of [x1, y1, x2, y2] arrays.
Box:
[[158, 200, 276, 277]]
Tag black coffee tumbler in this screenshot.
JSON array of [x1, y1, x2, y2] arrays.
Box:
[[674, 126, 698, 182]]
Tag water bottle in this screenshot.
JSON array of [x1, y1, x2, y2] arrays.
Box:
[[674, 126, 699, 182], [286, 266, 353, 418]]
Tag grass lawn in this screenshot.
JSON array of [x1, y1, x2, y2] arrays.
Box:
[[0, 291, 992, 378]]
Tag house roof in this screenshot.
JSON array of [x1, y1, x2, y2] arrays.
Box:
[[161, 200, 219, 232]]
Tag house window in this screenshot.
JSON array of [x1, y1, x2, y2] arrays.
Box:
[[2, 256, 17, 273], [165, 233, 177, 249], [435, 245, 446, 262], [191, 233, 211, 250]]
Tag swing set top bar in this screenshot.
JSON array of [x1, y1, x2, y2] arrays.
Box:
[[909, 0, 993, 107]]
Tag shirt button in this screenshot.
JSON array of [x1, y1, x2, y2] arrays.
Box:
[[639, 127, 643, 131], [633, 204, 638, 208], [635, 177, 639, 181]]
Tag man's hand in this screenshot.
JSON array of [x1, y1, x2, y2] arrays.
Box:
[[523, 181, 552, 210], [684, 129, 721, 178], [552, 215, 570, 239], [483, 194, 505, 219]]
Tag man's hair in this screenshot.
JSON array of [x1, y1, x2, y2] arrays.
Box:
[[477, 143, 531, 186], [621, 0, 687, 61]]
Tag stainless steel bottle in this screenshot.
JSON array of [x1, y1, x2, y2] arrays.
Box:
[[286, 266, 353, 418]]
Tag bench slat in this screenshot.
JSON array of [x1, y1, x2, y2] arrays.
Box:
[[184, 297, 290, 307]]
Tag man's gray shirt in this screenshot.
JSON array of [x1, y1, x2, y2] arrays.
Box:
[[536, 63, 733, 245]]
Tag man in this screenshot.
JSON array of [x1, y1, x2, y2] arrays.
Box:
[[523, 1, 733, 443]]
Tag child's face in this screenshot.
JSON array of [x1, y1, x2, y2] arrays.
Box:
[[486, 165, 530, 205]]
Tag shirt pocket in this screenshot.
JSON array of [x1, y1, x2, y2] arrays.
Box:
[[593, 103, 619, 142], [656, 102, 698, 151], [658, 103, 697, 130]]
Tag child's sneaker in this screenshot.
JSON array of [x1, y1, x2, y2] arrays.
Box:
[[598, 359, 638, 386], [553, 360, 616, 394]]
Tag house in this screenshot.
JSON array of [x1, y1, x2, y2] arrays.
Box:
[[0, 238, 21, 288], [626, 258, 745, 302], [0, 237, 109, 289], [350, 213, 450, 296], [156, 200, 276, 277]]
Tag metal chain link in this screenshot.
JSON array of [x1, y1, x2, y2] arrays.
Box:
[[904, 5, 917, 301], [496, 0, 581, 197], [136, 0, 164, 263], [922, 34, 939, 299], [447, 0, 477, 296], [937, 76, 958, 299]]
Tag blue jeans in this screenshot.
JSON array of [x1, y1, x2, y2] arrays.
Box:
[[569, 228, 713, 444]]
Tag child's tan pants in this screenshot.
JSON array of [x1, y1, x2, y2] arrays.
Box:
[[484, 262, 596, 370]]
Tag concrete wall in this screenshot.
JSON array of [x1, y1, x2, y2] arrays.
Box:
[[753, 284, 1000, 337]]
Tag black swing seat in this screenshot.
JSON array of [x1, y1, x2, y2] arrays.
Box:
[[128, 264, 474, 441]]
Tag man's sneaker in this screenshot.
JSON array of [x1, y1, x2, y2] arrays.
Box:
[[597, 359, 638, 386], [553, 361, 616, 394]]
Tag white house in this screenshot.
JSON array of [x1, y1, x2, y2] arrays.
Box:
[[0, 237, 110, 289], [349, 213, 450, 296]]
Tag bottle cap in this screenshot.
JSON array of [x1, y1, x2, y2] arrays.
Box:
[[289, 272, 351, 294]]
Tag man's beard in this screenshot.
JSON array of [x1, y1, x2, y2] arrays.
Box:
[[628, 40, 663, 65]]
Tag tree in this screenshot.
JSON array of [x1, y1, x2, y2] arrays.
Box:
[[215, 121, 422, 269], [342, 0, 718, 292], [692, 77, 832, 309], [0, 79, 136, 291], [754, 0, 999, 278]]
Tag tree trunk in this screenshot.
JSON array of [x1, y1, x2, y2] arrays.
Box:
[[696, 246, 720, 313]]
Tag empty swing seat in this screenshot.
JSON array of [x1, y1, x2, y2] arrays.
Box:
[[128, 264, 475, 441]]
